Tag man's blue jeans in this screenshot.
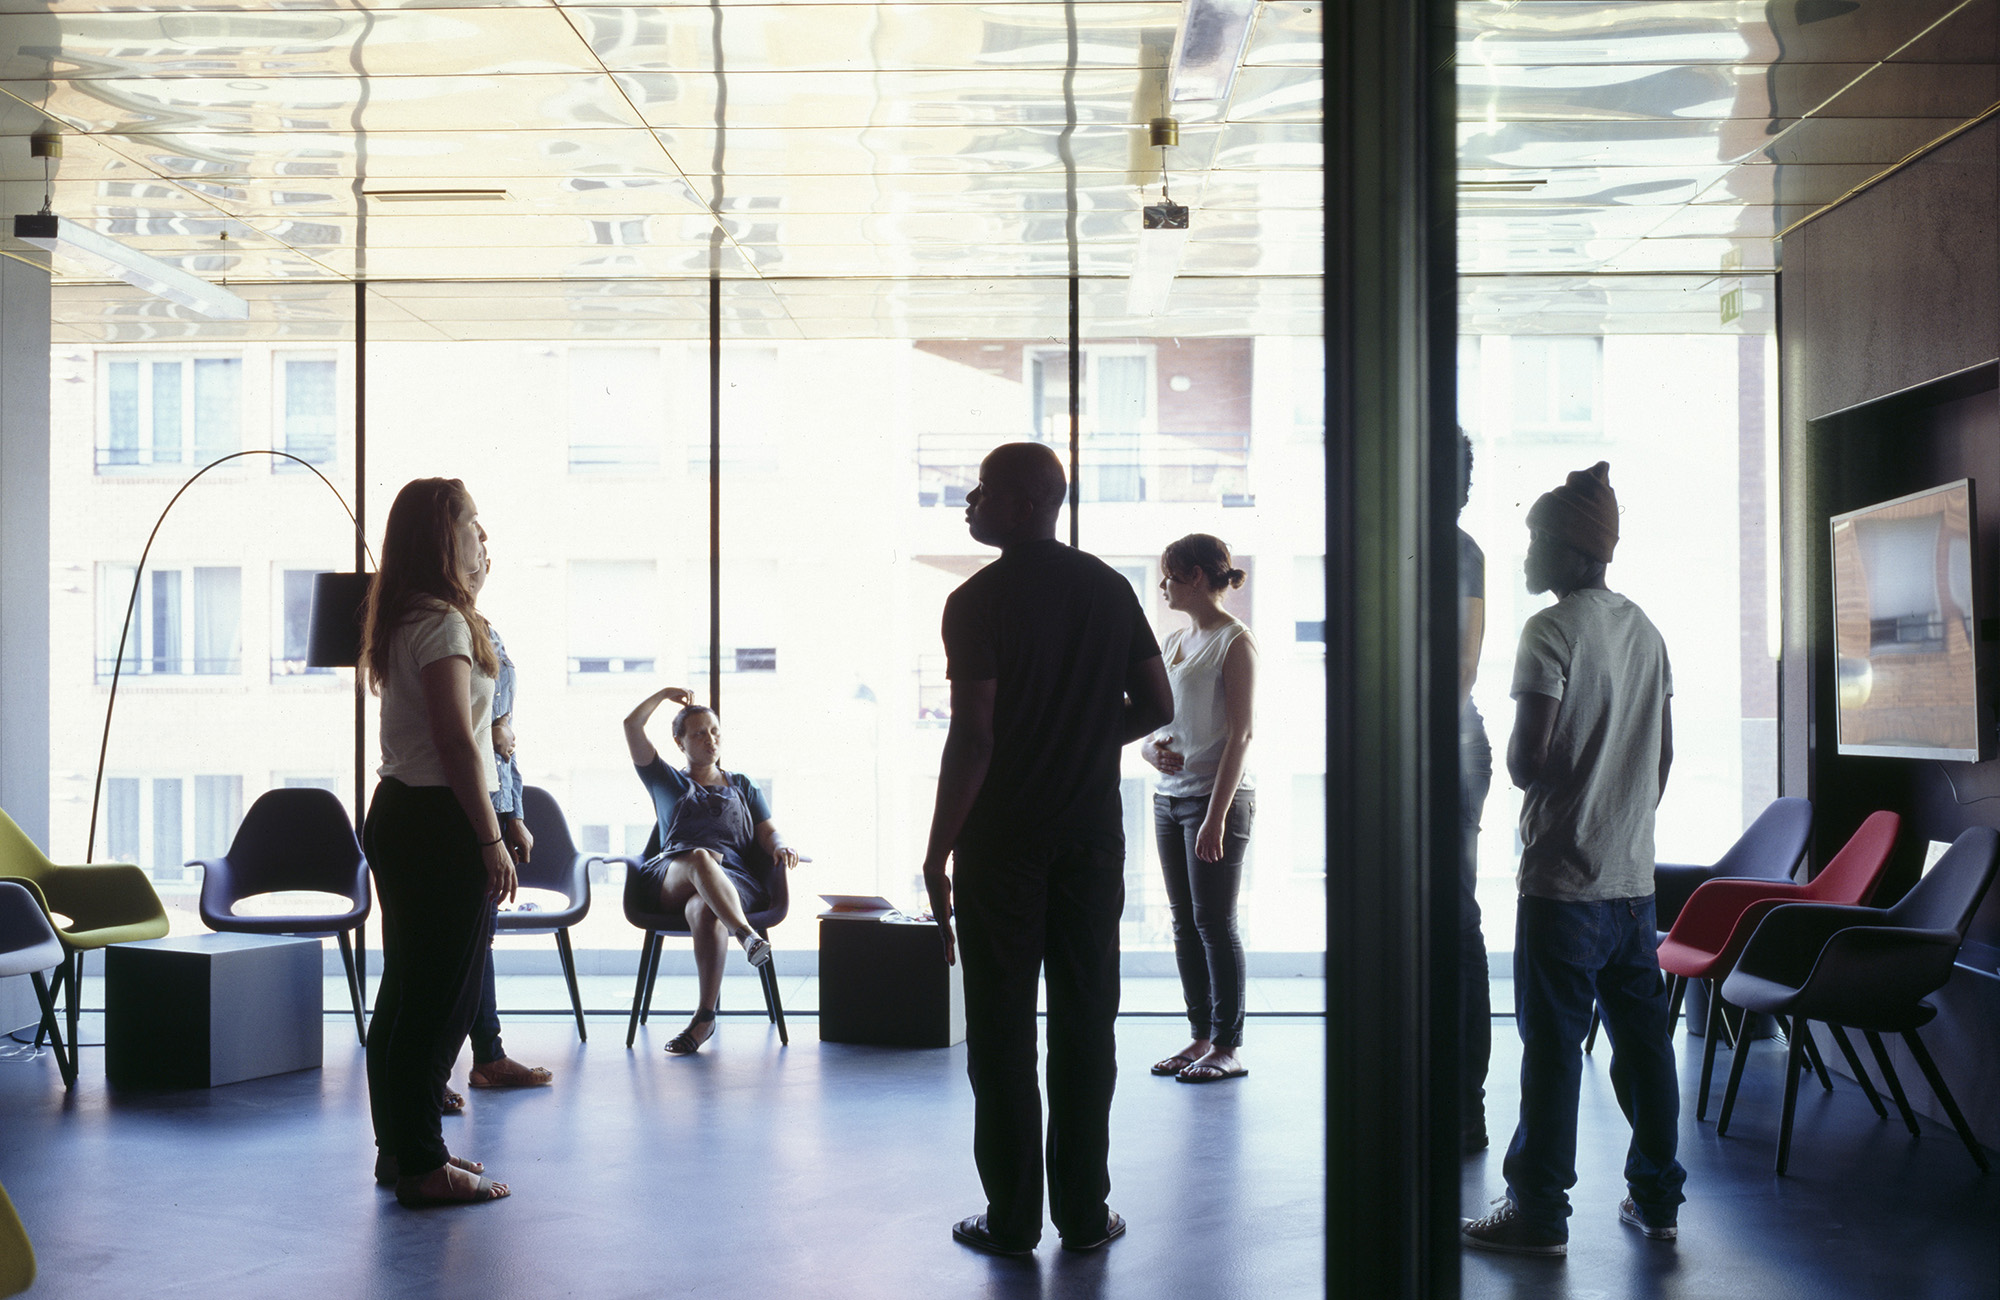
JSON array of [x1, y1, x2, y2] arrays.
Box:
[[1503, 894, 1687, 1236]]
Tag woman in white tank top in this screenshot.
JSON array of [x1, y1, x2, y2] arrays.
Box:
[[1140, 534, 1258, 1084]]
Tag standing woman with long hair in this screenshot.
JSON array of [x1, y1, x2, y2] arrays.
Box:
[[360, 478, 515, 1205], [1141, 534, 1257, 1084]]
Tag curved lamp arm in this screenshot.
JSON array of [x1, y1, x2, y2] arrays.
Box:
[[86, 449, 376, 861]]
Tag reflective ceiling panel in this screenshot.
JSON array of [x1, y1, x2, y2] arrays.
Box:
[[1457, 0, 2000, 332], [4, 0, 1322, 339]]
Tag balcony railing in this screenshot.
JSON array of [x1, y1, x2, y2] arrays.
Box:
[[915, 431, 1253, 507]]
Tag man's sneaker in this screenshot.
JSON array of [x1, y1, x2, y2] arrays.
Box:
[[1618, 1197, 1677, 1241], [1460, 1198, 1567, 1257]]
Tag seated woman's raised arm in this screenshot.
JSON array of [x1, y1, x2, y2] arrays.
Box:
[[623, 686, 693, 767]]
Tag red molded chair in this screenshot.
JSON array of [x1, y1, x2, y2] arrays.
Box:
[[1658, 809, 1900, 1120]]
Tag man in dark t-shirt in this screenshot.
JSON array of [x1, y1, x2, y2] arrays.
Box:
[[921, 442, 1173, 1257]]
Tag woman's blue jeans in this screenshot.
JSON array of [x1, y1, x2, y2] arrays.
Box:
[[1154, 791, 1254, 1049], [1503, 894, 1687, 1236]]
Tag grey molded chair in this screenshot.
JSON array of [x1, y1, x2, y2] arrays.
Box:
[[195, 787, 371, 1043], [0, 880, 72, 1090], [615, 825, 789, 1049], [1585, 796, 1813, 1053], [1718, 824, 2000, 1175], [509, 786, 595, 1041]]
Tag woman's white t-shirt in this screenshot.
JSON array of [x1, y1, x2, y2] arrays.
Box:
[[376, 598, 498, 792], [1156, 620, 1254, 799]]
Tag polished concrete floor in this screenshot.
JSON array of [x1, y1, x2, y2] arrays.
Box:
[[1463, 1015, 2000, 1300], [5, 975, 1997, 1299], [0, 977, 1322, 1300]]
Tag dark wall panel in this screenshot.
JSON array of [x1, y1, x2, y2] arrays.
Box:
[[1790, 120, 1999, 421], [1779, 116, 2000, 1143]]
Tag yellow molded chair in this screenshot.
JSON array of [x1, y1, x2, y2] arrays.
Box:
[[0, 1178, 33, 1297], [0, 805, 171, 1065]]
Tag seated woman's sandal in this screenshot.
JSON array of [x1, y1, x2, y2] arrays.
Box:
[[735, 928, 772, 968], [666, 1008, 718, 1056]]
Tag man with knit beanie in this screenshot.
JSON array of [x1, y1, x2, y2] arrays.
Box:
[[1462, 461, 1687, 1257]]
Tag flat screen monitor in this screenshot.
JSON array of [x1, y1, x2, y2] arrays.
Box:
[[1831, 479, 1987, 761]]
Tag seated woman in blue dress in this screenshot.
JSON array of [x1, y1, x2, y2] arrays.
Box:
[[623, 686, 800, 1055]]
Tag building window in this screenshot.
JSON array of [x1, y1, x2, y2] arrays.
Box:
[[99, 564, 242, 679], [1028, 345, 1155, 504], [99, 354, 240, 472], [568, 560, 660, 676], [567, 347, 663, 472], [101, 774, 241, 882], [194, 775, 243, 861], [277, 356, 337, 467], [1295, 555, 1326, 646], [274, 568, 334, 677], [1511, 336, 1602, 434]]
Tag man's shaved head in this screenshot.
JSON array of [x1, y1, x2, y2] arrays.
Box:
[[964, 441, 1068, 549], [982, 442, 1068, 516]]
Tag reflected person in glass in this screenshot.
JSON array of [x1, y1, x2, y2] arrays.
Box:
[[623, 689, 802, 1054], [1141, 534, 1257, 1085]]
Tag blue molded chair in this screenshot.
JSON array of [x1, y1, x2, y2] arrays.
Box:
[[195, 788, 371, 1043], [1719, 824, 2000, 1174], [615, 825, 789, 1049], [0, 880, 72, 1090], [509, 786, 595, 1041]]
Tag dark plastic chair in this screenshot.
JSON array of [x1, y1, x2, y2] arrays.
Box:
[[1658, 809, 1899, 1120], [615, 825, 789, 1049], [1585, 796, 1814, 1052], [0, 880, 73, 1090], [194, 787, 371, 1043], [1718, 824, 2000, 1175], [509, 786, 595, 1041]]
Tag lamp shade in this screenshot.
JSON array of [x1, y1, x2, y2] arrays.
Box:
[[306, 572, 373, 668]]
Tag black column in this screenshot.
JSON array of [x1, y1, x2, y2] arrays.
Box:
[[1325, 1, 1458, 1295]]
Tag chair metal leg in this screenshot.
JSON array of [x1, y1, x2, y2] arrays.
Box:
[[1826, 1024, 1886, 1118], [34, 957, 64, 1048], [30, 970, 74, 1090], [1583, 1004, 1600, 1054], [760, 949, 788, 1047], [64, 950, 81, 1067], [1793, 1018, 1834, 1093], [555, 928, 587, 1042], [1776, 1026, 1807, 1175], [1902, 1030, 1992, 1174], [626, 932, 656, 1049], [1716, 1002, 1758, 1136], [1697, 980, 1726, 1120], [336, 930, 366, 1044], [640, 933, 664, 1023], [1666, 974, 1687, 1038], [1863, 1030, 1921, 1136]]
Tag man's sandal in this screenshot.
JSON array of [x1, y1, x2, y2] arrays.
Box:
[[1178, 1061, 1249, 1084], [666, 1009, 718, 1056], [1150, 1053, 1201, 1077], [375, 1152, 483, 1187], [468, 1058, 553, 1088]]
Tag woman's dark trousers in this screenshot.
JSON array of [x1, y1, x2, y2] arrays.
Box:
[[954, 836, 1125, 1249], [364, 779, 495, 1178], [1153, 792, 1253, 1049], [1459, 722, 1493, 1146]]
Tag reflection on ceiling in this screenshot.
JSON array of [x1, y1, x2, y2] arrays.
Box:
[[0, 0, 1322, 342], [1457, 0, 2000, 334]]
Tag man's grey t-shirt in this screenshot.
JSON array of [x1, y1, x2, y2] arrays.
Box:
[[1510, 588, 1672, 902]]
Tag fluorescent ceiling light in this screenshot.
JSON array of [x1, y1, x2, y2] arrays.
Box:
[[1127, 201, 1191, 316], [13, 213, 249, 321], [362, 189, 509, 202], [1168, 0, 1259, 103]]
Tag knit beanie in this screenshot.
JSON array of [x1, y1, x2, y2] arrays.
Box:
[[1526, 461, 1618, 563]]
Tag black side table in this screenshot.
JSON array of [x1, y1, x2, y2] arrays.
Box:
[[105, 933, 324, 1088], [819, 917, 965, 1048]]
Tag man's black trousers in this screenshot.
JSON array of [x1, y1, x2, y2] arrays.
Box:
[[954, 835, 1124, 1248]]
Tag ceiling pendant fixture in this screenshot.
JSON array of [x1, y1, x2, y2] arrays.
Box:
[[1128, 116, 1190, 318], [11, 130, 250, 321]]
